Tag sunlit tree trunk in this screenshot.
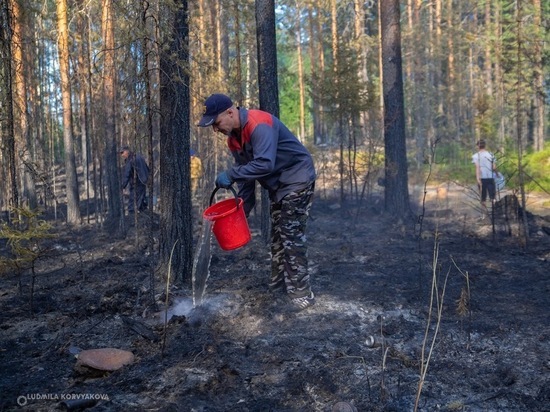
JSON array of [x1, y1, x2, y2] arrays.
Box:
[[56, 0, 81, 224], [245, 42, 253, 103], [380, 0, 410, 218], [191, 0, 207, 161], [330, 0, 337, 70], [307, 1, 324, 144], [446, 0, 456, 132], [405, 0, 413, 80], [76, 0, 92, 221], [295, 0, 306, 141], [318, 1, 326, 143], [234, 2, 243, 104], [193, 0, 206, 110], [426, 0, 435, 150], [484, 1, 493, 97], [206, 0, 222, 93], [469, 4, 479, 143], [532, 0, 544, 152], [354, 0, 369, 142], [378, 0, 384, 137], [25, 12, 37, 168], [494, 1, 506, 146], [11, 0, 36, 209], [86, 11, 101, 225], [403, 0, 414, 164], [101, 0, 122, 227], [1, 0, 19, 209], [330, 0, 345, 201], [219, 2, 229, 83], [409, 0, 425, 167], [434, 0, 442, 117]]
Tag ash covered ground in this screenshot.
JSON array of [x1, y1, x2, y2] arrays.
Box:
[[1, 186, 549, 411]]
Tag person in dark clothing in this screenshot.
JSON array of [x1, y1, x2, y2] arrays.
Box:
[[198, 93, 317, 311], [120, 146, 149, 214]]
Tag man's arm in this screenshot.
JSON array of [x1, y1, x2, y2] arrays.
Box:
[[136, 156, 149, 184], [122, 162, 132, 189], [476, 162, 482, 186], [237, 180, 256, 216], [228, 123, 279, 182]]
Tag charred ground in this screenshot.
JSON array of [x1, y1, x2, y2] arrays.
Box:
[[0, 187, 549, 412]]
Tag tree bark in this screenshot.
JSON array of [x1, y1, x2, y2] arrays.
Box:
[[76, 0, 92, 222], [255, 0, 278, 243], [307, 1, 324, 145], [234, 2, 243, 104], [1, 0, 19, 209], [446, 0, 456, 132], [11, 0, 36, 209], [532, 0, 544, 152], [158, 0, 192, 284], [295, 0, 305, 141], [380, 0, 410, 218], [56, 0, 81, 224], [141, 0, 157, 303], [101, 0, 122, 227], [484, 1, 493, 97], [515, 1, 530, 245]]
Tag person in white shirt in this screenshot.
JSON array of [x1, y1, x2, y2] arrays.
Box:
[[472, 140, 496, 217]]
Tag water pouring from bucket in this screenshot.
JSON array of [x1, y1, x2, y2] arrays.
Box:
[[202, 186, 251, 251]]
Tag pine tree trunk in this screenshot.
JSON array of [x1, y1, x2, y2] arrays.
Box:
[[1, 0, 19, 209], [307, 2, 324, 144], [295, 0, 306, 141], [101, 0, 122, 228], [56, 0, 81, 224], [76, 1, 91, 222], [380, 0, 410, 218], [12, 0, 36, 209], [532, 0, 544, 152], [158, 0, 192, 284], [255, 0, 278, 243]]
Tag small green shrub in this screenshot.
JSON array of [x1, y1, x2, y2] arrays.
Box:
[[524, 147, 550, 193], [0, 208, 56, 314]]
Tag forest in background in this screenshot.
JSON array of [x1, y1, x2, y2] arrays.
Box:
[[0, 1, 549, 248], [1, 3, 550, 410]]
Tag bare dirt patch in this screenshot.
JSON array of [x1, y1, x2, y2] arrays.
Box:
[[1, 189, 549, 411]]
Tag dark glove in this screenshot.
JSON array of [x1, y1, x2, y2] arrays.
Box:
[[215, 171, 233, 188]]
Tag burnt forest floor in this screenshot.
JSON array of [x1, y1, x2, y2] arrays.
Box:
[[1, 186, 549, 412]]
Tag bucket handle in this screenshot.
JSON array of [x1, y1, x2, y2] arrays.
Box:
[[209, 186, 240, 209]]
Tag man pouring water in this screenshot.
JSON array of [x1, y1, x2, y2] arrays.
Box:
[[198, 94, 317, 311]]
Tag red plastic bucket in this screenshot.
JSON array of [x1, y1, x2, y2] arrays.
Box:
[[203, 187, 251, 251]]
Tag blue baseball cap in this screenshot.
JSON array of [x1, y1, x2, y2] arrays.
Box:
[[198, 94, 233, 127]]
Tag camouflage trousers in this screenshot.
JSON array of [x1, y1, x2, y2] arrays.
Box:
[[270, 182, 315, 299]]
